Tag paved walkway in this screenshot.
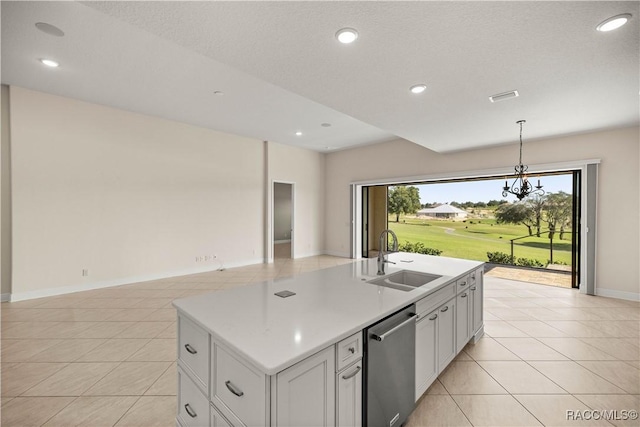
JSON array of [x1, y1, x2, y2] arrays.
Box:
[[485, 265, 572, 288]]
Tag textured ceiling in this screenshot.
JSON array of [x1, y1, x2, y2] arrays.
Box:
[[3, 1, 639, 153]]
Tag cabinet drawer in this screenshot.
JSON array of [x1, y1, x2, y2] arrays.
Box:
[[178, 316, 210, 393], [416, 282, 455, 317], [213, 343, 267, 427], [178, 366, 210, 427], [456, 275, 470, 293], [336, 332, 362, 371]]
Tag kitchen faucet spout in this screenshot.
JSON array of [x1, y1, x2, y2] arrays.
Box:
[[377, 229, 399, 275]]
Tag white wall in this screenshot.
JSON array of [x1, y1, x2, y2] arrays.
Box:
[[9, 87, 265, 298], [325, 127, 640, 298], [268, 141, 325, 259]]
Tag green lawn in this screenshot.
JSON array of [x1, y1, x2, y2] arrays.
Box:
[[388, 216, 572, 265]]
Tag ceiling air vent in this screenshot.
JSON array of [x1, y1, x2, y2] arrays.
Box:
[[489, 90, 519, 103]]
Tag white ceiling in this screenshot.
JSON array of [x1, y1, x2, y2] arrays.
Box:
[[2, 1, 638, 153]]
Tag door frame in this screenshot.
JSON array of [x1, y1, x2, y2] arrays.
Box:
[[269, 180, 295, 263], [350, 159, 600, 293]]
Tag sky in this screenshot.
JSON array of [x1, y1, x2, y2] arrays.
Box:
[[415, 173, 573, 204]]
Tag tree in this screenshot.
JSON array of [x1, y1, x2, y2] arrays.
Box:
[[495, 202, 536, 235], [388, 186, 421, 222], [543, 191, 572, 240], [527, 195, 546, 237]]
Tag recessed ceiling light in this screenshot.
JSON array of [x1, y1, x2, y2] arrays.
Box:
[[596, 13, 632, 32], [39, 58, 59, 68], [295, 131, 303, 136], [35, 22, 64, 37], [321, 123, 332, 127], [410, 84, 427, 94], [335, 28, 358, 44]]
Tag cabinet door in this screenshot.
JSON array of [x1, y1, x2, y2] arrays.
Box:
[[437, 299, 456, 373], [336, 361, 362, 427], [276, 346, 336, 427], [456, 291, 471, 353], [471, 269, 484, 334], [211, 405, 233, 427], [415, 311, 438, 401]]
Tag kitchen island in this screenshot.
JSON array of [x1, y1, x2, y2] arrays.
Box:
[[173, 252, 484, 427]]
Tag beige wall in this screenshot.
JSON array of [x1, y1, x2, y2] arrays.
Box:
[[268, 141, 325, 258], [325, 127, 640, 298], [8, 87, 327, 298], [1, 85, 11, 297], [367, 186, 387, 252], [10, 87, 268, 297]]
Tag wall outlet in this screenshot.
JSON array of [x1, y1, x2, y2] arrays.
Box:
[[204, 255, 211, 261], [82, 269, 89, 277]]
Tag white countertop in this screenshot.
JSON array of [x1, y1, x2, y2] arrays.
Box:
[[173, 252, 483, 375]]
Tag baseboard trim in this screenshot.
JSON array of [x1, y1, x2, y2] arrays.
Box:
[[293, 250, 324, 259], [323, 250, 351, 258], [595, 287, 640, 302], [9, 257, 265, 302], [1, 293, 10, 302], [274, 239, 291, 244]]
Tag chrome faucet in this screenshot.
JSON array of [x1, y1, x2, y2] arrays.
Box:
[[377, 229, 399, 275]]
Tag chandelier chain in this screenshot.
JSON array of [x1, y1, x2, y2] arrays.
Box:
[[501, 120, 544, 201]]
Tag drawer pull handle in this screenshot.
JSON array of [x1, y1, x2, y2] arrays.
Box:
[[184, 404, 197, 418], [459, 281, 466, 286], [225, 380, 244, 397], [429, 314, 438, 320], [348, 347, 355, 354], [184, 344, 197, 355], [342, 366, 361, 380], [461, 293, 468, 298], [470, 287, 477, 291], [440, 306, 449, 313]]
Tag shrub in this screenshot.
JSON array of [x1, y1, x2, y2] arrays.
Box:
[[547, 260, 568, 266], [487, 251, 515, 264], [398, 241, 442, 256], [487, 251, 545, 268], [516, 257, 544, 268]]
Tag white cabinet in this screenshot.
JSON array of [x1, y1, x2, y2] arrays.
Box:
[[415, 310, 438, 400], [456, 290, 471, 353], [179, 316, 211, 394], [177, 365, 211, 427], [437, 298, 456, 373], [275, 346, 336, 427], [336, 361, 362, 427], [414, 266, 485, 403], [212, 343, 267, 427], [470, 268, 484, 335], [211, 405, 233, 427]]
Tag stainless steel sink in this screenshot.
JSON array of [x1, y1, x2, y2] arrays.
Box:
[[367, 270, 442, 292]]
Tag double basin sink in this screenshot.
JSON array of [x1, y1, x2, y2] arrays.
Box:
[[367, 270, 442, 292]]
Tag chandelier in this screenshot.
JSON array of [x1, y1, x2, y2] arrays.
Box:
[[502, 120, 544, 201]]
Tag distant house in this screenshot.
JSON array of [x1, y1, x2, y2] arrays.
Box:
[[416, 204, 468, 219]]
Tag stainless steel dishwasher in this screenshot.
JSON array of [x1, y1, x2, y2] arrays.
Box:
[[363, 304, 416, 427]]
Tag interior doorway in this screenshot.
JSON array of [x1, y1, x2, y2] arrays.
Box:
[[273, 182, 294, 259]]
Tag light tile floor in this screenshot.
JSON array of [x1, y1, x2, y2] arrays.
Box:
[[1, 255, 639, 427]]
